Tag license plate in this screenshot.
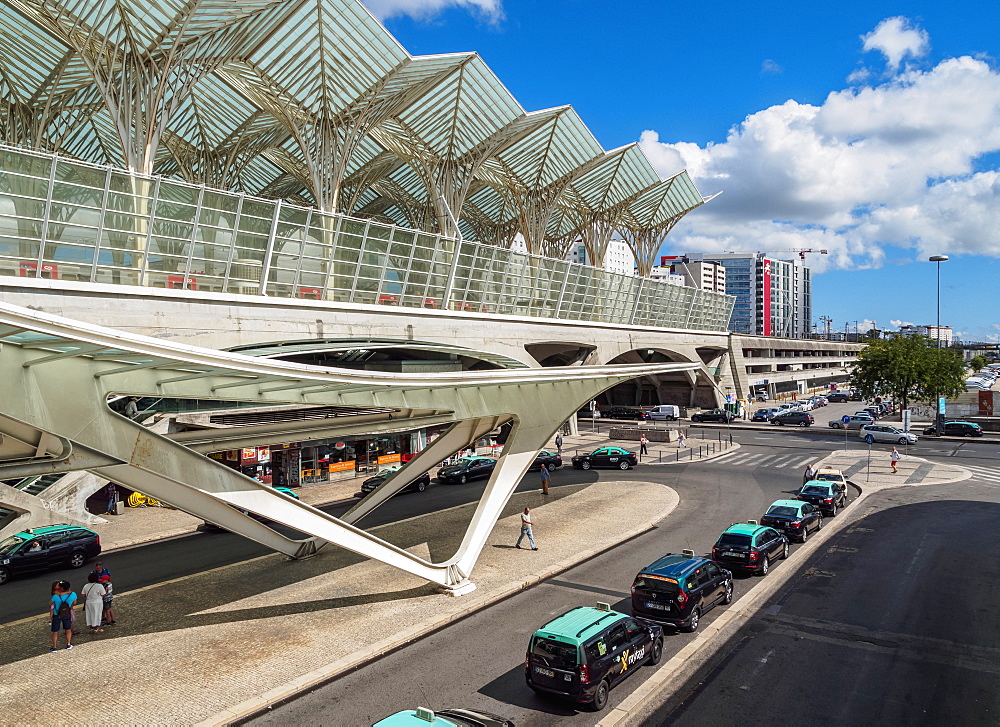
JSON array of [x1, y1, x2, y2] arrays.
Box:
[[644, 601, 668, 610], [724, 551, 743, 558], [533, 666, 554, 677]]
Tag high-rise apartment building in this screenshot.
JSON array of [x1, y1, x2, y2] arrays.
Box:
[[665, 253, 812, 337], [658, 257, 726, 293]]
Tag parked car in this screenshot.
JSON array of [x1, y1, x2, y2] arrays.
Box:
[[711, 522, 789, 576], [751, 407, 778, 422], [827, 392, 849, 403], [525, 604, 663, 711], [828, 415, 874, 430], [0, 525, 101, 585], [770, 411, 814, 427], [859, 424, 918, 445], [922, 421, 984, 437], [436, 456, 497, 484], [358, 465, 431, 496], [631, 550, 733, 632], [572, 446, 638, 470], [690, 408, 735, 423], [796, 481, 847, 516], [602, 407, 651, 421], [813, 468, 850, 497], [797, 401, 814, 411], [647, 404, 680, 421], [529, 450, 563, 471], [760, 499, 823, 542], [861, 406, 881, 420]]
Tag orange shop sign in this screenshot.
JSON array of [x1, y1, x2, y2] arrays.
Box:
[[329, 460, 356, 473], [377, 453, 401, 465]]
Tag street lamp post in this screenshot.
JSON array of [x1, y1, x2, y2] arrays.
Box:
[[929, 255, 949, 434]]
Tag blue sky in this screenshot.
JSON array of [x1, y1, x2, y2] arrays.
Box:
[[364, 0, 1000, 341]]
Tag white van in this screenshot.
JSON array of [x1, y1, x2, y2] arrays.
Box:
[[647, 405, 680, 421]]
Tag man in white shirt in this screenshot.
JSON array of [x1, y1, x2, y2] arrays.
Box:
[[515, 507, 537, 550]]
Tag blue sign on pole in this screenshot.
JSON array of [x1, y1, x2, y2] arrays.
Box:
[[841, 415, 852, 424], [864, 433, 875, 444]]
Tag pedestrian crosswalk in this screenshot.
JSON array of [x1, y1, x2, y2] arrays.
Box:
[[710, 451, 820, 470], [964, 464, 1000, 485]]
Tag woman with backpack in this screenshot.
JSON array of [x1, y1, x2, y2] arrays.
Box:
[[50, 580, 76, 651], [80, 572, 107, 633]]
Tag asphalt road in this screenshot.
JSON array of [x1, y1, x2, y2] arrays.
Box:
[[652, 480, 1000, 726], [249, 442, 842, 727]]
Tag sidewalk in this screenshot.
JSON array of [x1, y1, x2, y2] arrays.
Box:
[[0, 478, 679, 726]]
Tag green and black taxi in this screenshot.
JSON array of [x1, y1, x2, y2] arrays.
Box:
[[759, 499, 823, 542], [0, 524, 101, 585], [796, 480, 846, 516], [571, 446, 637, 471], [631, 549, 733, 633], [372, 706, 513, 726], [525, 603, 663, 711], [711, 521, 789, 576]]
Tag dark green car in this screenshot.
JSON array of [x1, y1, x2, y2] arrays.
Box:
[[571, 446, 637, 470]]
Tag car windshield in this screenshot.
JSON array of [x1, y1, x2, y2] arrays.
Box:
[[374, 468, 399, 478], [802, 485, 830, 494], [718, 533, 751, 547], [0, 535, 28, 555], [634, 576, 680, 596], [766, 506, 799, 517], [531, 637, 578, 669]]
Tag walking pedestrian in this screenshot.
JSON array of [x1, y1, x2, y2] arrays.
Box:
[[49, 580, 76, 651], [890, 447, 900, 474], [515, 507, 538, 550], [99, 575, 116, 626], [554, 432, 563, 455], [80, 573, 107, 633], [677, 430, 687, 448], [539, 464, 550, 496], [639, 434, 649, 456], [105, 483, 118, 515], [803, 463, 817, 485]]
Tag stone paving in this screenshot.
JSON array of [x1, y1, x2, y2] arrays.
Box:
[[0, 477, 679, 726]]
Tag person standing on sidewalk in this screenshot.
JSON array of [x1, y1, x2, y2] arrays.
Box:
[[539, 464, 550, 495], [516, 507, 538, 550], [99, 575, 116, 626], [803, 463, 817, 485], [639, 434, 649, 456], [81, 573, 106, 633], [554, 432, 563, 455], [49, 581, 76, 651], [105, 483, 118, 515], [891, 447, 901, 474]]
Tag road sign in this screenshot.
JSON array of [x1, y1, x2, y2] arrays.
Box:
[[864, 433, 875, 444], [901, 409, 911, 432], [841, 415, 852, 424]]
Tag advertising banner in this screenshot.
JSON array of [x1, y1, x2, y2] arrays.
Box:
[[329, 460, 355, 473], [377, 453, 402, 465], [762, 259, 772, 336]]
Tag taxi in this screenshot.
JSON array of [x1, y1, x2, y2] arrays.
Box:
[[711, 522, 788, 576], [372, 707, 512, 726], [631, 549, 733, 632], [759, 499, 823, 542], [571, 446, 637, 471], [0, 524, 101, 585], [525, 603, 662, 711]]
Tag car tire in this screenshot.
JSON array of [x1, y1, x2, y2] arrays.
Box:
[[759, 556, 770, 576], [459, 475, 467, 485], [799, 421, 808, 427], [782, 542, 789, 559], [591, 680, 610, 711], [897, 437, 908, 445], [0, 566, 9, 585], [581, 461, 592, 470], [722, 580, 733, 605], [683, 608, 701, 633], [546, 462, 556, 471], [817, 517, 824, 530], [618, 461, 630, 470], [800, 526, 808, 542], [416, 480, 426, 492], [830, 503, 837, 516], [648, 637, 664, 665], [68, 551, 86, 568]]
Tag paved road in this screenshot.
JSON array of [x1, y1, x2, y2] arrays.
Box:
[[651, 480, 1000, 726], [250, 444, 840, 727]]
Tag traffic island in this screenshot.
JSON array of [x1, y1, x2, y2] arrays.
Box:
[[0, 478, 678, 726], [596, 451, 971, 727]]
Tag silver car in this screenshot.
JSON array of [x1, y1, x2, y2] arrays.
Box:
[[858, 424, 918, 445]]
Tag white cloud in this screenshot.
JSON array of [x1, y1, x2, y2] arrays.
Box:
[[362, 0, 503, 21], [761, 59, 782, 75], [890, 320, 914, 328], [861, 16, 930, 71], [640, 54, 1000, 269]]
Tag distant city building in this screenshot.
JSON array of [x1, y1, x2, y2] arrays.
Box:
[[567, 238, 635, 276], [664, 253, 811, 337], [648, 266, 688, 287], [890, 324, 953, 345], [658, 257, 726, 293]]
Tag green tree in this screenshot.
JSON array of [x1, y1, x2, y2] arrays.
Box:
[[969, 354, 989, 373], [849, 335, 967, 412]]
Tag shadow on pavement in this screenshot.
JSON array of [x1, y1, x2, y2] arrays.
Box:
[[478, 664, 583, 716]]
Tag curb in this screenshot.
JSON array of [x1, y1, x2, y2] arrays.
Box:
[[200, 487, 681, 727], [595, 454, 973, 726], [639, 442, 741, 467]]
